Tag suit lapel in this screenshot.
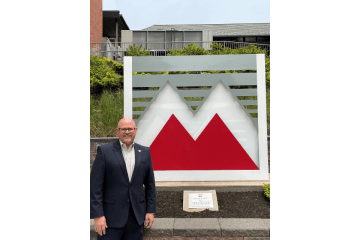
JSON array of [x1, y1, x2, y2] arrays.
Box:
[[113, 140, 130, 184], [130, 143, 141, 183]]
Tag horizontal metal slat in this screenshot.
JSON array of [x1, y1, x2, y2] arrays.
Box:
[[132, 102, 152, 107], [132, 73, 257, 86], [238, 100, 258, 105], [246, 109, 258, 113], [132, 111, 144, 115], [132, 91, 158, 98], [132, 75, 167, 87], [183, 101, 202, 106], [177, 90, 212, 97], [131, 55, 257, 72], [230, 89, 257, 96]]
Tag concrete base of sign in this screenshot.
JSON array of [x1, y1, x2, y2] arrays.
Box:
[[183, 190, 219, 212]]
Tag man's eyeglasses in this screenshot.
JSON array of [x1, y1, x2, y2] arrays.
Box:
[[118, 128, 136, 132]]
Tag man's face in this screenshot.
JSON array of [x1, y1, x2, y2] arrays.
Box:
[[116, 118, 137, 145]]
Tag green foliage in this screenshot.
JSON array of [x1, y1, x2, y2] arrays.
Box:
[[263, 184, 270, 199], [126, 45, 151, 56], [168, 43, 209, 56], [90, 90, 124, 137], [90, 55, 123, 94], [209, 42, 234, 55], [266, 90, 270, 131], [265, 57, 270, 89], [209, 42, 267, 55]]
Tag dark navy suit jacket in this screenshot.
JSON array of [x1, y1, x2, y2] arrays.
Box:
[[90, 141, 156, 228]]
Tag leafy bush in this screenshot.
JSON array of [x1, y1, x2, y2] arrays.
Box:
[[266, 90, 270, 131], [126, 45, 151, 56], [265, 57, 270, 89], [90, 55, 124, 94], [209, 42, 267, 55], [168, 43, 209, 56], [263, 184, 270, 199]]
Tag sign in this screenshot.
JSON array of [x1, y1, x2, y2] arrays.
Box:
[[124, 55, 269, 181], [189, 193, 214, 208]]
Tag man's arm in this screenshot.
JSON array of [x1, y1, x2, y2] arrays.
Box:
[[91, 147, 108, 235], [143, 150, 156, 213], [143, 149, 156, 228]]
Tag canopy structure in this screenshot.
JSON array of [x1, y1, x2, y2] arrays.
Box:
[[103, 10, 130, 42]]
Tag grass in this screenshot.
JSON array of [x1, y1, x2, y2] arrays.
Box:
[[90, 89, 124, 137]]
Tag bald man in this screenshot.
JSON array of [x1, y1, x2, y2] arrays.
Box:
[[90, 118, 156, 240]]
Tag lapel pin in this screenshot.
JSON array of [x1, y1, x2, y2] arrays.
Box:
[[138, 150, 141, 152]]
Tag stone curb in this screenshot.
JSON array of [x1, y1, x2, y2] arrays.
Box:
[[154, 186, 264, 192], [90, 218, 269, 238]]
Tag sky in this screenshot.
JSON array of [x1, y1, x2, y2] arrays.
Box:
[[103, 0, 270, 30]]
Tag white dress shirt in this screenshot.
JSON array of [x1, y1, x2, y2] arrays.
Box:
[[119, 140, 135, 182]]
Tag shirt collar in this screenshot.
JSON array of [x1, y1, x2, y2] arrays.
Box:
[[119, 140, 134, 151]]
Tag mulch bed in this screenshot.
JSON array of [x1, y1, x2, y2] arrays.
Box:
[[150, 191, 269, 218]]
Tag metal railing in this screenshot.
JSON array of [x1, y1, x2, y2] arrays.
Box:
[[90, 41, 270, 63]]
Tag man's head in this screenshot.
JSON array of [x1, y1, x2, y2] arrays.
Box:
[[116, 118, 137, 147]]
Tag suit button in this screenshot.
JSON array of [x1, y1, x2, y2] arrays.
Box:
[[127, 199, 130, 202], [129, 186, 131, 189]]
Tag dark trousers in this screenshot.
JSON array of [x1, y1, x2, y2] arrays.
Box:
[[97, 204, 144, 240]]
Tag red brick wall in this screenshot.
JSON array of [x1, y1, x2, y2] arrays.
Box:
[[90, 0, 103, 44]]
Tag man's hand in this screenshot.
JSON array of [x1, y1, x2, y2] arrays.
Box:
[[145, 213, 154, 228], [94, 216, 108, 236]]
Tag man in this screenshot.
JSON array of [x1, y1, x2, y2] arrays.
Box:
[[90, 118, 156, 240]]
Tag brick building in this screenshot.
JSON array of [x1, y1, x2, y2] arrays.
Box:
[[90, 0, 103, 43]]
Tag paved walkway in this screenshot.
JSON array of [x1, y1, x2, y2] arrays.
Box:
[[91, 218, 270, 239]]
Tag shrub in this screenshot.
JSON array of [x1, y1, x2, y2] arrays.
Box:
[[168, 43, 209, 56], [263, 184, 270, 199], [126, 45, 151, 56], [90, 55, 124, 94]]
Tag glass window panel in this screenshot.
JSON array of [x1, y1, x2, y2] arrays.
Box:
[[257, 37, 265, 42], [184, 32, 202, 47], [148, 31, 165, 50], [133, 32, 147, 49], [166, 32, 173, 49], [245, 37, 256, 42], [174, 32, 184, 49]]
